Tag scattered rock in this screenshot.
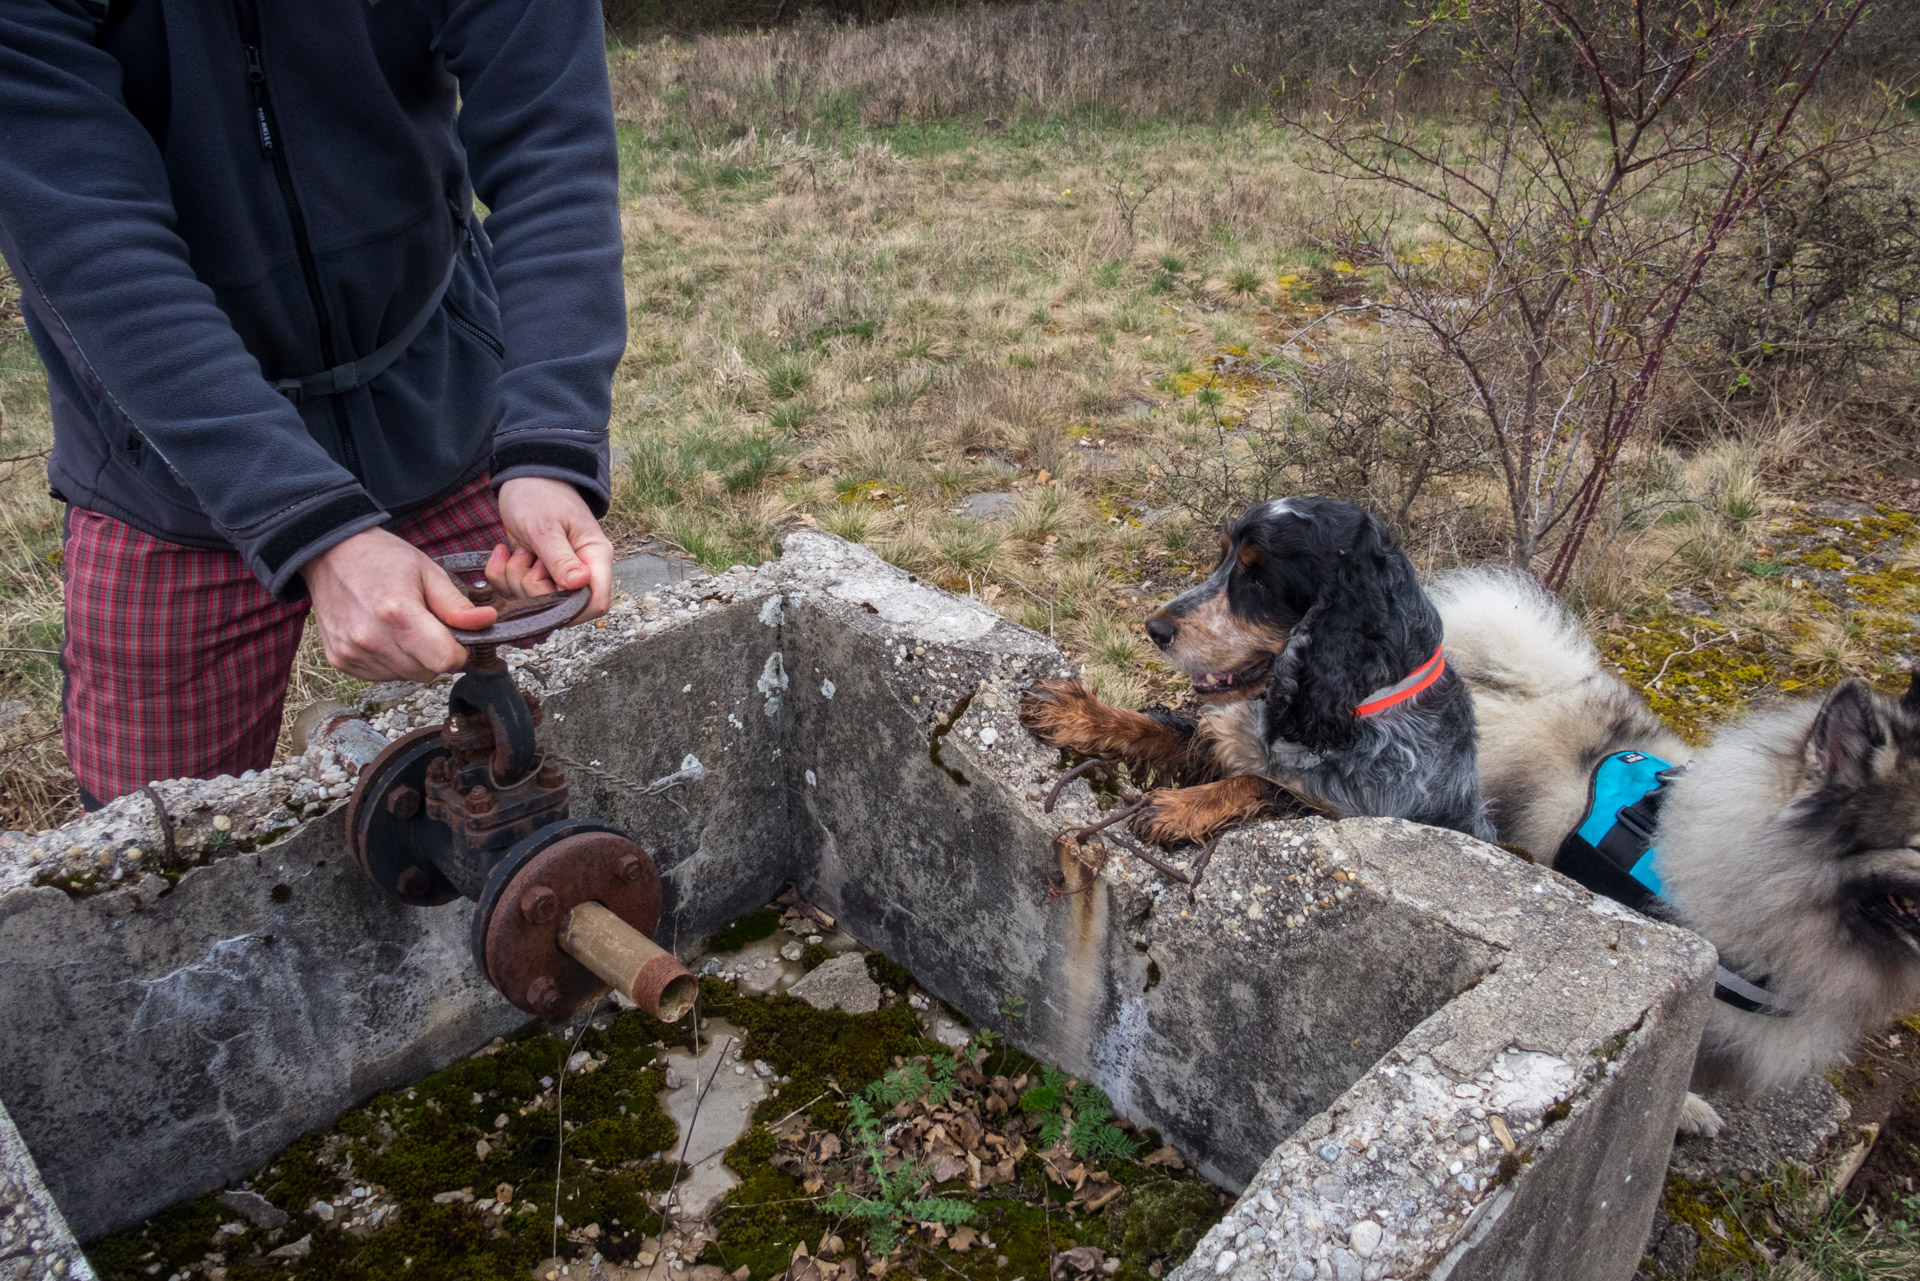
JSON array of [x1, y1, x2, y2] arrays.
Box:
[[265, 1235, 312, 1261], [779, 940, 805, 963], [309, 1200, 334, 1222], [787, 953, 880, 1014], [1809, 497, 1875, 521], [1636, 1207, 1699, 1280], [614, 551, 698, 600], [216, 1189, 288, 1230], [1348, 1218, 1382, 1257], [955, 491, 1020, 521], [1666, 589, 1715, 618]]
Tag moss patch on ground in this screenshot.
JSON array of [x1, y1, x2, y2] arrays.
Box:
[[87, 921, 1224, 1281], [1598, 502, 1918, 743]]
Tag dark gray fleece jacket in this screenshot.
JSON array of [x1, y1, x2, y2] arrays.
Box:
[[0, 0, 626, 599]]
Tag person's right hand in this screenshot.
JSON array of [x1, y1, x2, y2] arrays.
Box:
[[302, 527, 497, 683]]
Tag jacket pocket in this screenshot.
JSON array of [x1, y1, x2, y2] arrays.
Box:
[[443, 293, 505, 360]]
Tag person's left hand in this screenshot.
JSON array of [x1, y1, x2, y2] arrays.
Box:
[[492, 476, 614, 621]]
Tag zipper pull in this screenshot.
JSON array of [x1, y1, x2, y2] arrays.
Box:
[[242, 45, 273, 155]]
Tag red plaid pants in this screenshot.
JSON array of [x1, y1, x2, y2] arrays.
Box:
[[62, 476, 507, 806]]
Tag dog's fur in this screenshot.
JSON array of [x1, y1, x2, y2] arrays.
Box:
[[1021, 498, 1491, 844], [1433, 568, 1920, 1132]]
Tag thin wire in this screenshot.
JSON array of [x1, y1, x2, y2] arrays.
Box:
[[551, 998, 604, 1258]]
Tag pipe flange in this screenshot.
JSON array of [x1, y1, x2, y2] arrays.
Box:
[[471, 822, 664, 1018], [345, 725, 461, 906]]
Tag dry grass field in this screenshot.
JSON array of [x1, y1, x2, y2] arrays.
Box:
[[4, 6, 1920, 1270]]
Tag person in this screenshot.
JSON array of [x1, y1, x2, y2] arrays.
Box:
[[0, 0, 625, 808]]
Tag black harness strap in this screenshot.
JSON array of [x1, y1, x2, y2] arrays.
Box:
[[270, 248, 462, 405]]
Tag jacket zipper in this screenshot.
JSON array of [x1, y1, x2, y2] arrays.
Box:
[[234, 0, 362, 478], [443, 296, 505, 360]]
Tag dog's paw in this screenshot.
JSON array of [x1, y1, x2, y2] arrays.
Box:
[[1131, 787, 1228, 847], [1677, 1091, 1725, 1138], [1018, 678, 1105, 752]]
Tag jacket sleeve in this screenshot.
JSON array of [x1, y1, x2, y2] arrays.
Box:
[[0, 0, 388, 600], [440, 0, 626, 518]]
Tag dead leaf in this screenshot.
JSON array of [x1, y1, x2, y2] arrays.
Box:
[[948, 1226, 979, 1254], [966, 1153, 984, 1188], [1036, 469, 1051, 484], [1075, 1173, 1125, 1213], [1140, 1145, 1185, 1170], [930, 1153, 968, 1184], [1050, 1246, 1106, 1279], [949, 1112, 984, 1150]]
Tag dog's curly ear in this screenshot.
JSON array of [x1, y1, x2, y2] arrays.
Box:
[[1265, 542, 1391, 753], [1810, 678, 1891, 790]]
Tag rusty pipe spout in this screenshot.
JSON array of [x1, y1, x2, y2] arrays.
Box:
[[559, 901, 697, 1021]]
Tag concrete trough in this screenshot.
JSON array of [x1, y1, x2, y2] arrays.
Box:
[[0, 532, 1716, 1281]]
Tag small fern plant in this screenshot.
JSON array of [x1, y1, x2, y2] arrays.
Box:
[[822, 1094, 974, 1255], [1018, 1067, 1140, 1161]]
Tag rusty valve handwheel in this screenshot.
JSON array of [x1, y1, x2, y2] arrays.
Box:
[[434, 551, 590, 649]]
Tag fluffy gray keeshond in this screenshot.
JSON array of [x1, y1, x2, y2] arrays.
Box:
[[1432, 569, 1920, 1135]]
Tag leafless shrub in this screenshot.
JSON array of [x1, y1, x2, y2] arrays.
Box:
[[1156, 337, 1484, 541], [1287, 0, 1909, 589]]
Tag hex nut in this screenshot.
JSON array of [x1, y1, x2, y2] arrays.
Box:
[[526, 976, 563, 1016], [519, 885, 559, 925], [384, 786, 421, 821]]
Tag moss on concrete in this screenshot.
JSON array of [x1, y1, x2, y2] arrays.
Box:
[[85, 941, 1224, 1281]]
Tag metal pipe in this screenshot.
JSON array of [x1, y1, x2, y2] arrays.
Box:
[[559, 901, 697, 1021]]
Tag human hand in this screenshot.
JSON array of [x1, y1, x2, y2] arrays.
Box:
[[302, 527, 497, 682], [493, 476, 613, 622]]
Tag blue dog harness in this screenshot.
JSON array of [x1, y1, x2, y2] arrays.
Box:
[[1555, 751, 1793, 1018]]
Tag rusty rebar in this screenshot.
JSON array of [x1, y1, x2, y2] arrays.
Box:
[[1043, 758, 1113, 814]]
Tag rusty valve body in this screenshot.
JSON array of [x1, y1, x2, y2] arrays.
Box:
[[341, 553, 693, 1022]]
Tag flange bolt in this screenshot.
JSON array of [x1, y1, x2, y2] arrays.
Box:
[[537, 762, 566, 789], [466, 785, 496, 815], [614, 855, 646, 884], [527, 975, 562, 1016], [519, 884, 559, 925], [385, 785, 421, 821], [395, 866, 433, 900]]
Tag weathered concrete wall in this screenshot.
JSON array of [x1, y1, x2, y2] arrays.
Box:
[[0, 532, 1717, 1281], [0, 814, 523, 1240], [780, 552, 1500, 1191], [1, 1094, 94, 1281]]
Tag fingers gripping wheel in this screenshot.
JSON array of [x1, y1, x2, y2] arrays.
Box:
[[433, 551, 589, 649], [472, 824, 672, 1019]]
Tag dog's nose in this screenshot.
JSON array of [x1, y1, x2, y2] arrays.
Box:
[[1144, 613, 1177, 649]]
